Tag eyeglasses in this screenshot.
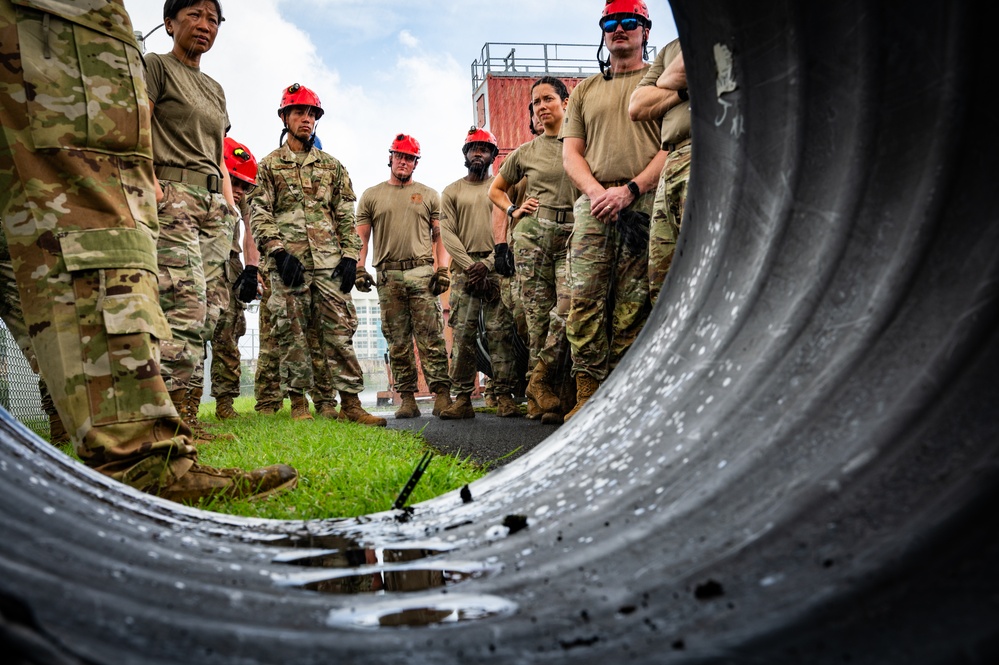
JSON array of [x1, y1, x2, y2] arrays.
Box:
[[392, 152, 418, 163], [601, 17, 642, 33]]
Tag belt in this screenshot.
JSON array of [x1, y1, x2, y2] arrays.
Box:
[[663, 137, 692, 152], [155, 166, 222, 194], [377, 257, 433, 271], [599, 179, 631, 188], [537, 205, 574, 224]]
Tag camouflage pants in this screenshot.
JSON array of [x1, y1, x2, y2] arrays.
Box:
[[567, 191, 653, 382], [209, 252, 246, 400], [448, 268, 518, 395], [156, 180, 236, 392], [512, 215, 572, 374], [256, 267, 337, 409], [649, 144, 691, 305], [267, 263, 365, 396], [376, 264, 451, 394], [0, 1, 195, 489]]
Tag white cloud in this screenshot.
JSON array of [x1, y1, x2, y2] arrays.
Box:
[[398, 29, 420, 49]]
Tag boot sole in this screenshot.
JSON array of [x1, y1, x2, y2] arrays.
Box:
[[247, 474, 299, 502]]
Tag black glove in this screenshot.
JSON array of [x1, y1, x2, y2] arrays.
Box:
[[272, 249, 306, 287], [464, 274, 500, 302], [465, 261, 489, 290], [355, 267, 374, 292], [332, 257, 357, 293], [616, 210, 651, 255], [494, 243, 515, 277], [428, 267, 450, 296], [234, 265, 259, 303]]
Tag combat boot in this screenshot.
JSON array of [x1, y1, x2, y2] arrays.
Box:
[[47, 410, 70, 445], [255, 400, 282, 416], [290, 392, 313, 421], [562, 373, 600, 423], [432, 389, 453, 417], [338, 392, 387, 427], [315, 400, 339, 419], [215, 395, 238, 420], [525, 395, 542, 420], [439, 393, 475, 420], [496, 393, 522, 418], [156, 463, 298, 504], [395, 392, 420, 419], [526, 360, 561, 414], [187, 388, 235, 442]]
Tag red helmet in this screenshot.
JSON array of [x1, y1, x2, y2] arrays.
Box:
[[278, 83, 324, 120], [601, 0, 651, 26], [463, 126, 498, 154], [389, 133, 421, 158], [223, 136, 257, 186]]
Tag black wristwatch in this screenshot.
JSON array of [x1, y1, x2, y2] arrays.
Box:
[[677, 87, 689, 102], [507, 204, 517, 218], [626, 181, 641, 199]]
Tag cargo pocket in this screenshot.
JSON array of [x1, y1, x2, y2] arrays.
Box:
[[14, 7, 148, 155]]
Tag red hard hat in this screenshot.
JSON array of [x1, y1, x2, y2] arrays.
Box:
[[278, 83, 324, 120], [389, 134, 421, 158], [223, 136, 257, 186], [601, 0, 651, 25], [463, 126, 498, 153]]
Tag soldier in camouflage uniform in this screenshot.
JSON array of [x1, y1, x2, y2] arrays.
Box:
[[629, 40, 691, 305], [490, 76, 577, 424], [439, 128, 522, 419], [145, 0, 240, 433], [0, 0, 296, 502], [355, 134, 453, 419], [559, 0, 666, 422], [210, 137, 262, 420], [250, 84, 384, 427]]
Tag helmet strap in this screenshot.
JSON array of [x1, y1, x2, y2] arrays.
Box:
[[597, 40, 612, 80]]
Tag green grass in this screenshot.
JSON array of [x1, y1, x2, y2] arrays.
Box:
[[59, 396, 486, 520]]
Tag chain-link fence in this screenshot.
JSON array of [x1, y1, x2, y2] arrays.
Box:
[[0, 322, 47, 438]]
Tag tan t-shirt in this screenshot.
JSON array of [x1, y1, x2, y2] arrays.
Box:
[[499, 134, 577, 210], [559, 67, 661, 183], [638, 39, 692, 147], [355, 181, 440, 267], [440, 177, 495, 271], [144, 52, 228, 178]]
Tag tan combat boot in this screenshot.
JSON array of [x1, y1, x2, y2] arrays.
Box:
[[315, 400, 339, 419], [432, 389, 453, 417], [215, 395, 238, 420], [188, 388, 235, 442], [496, 393, 523, 418], [47, 410, 70, 445], [526, 360, 561, 414], [338, 392, 387, 427], [156, 463, 299, 504], [290, 392, 314, 421], [439, 393, 475, 420], [562, 373, 599, 423], [255, 399, 282, 416], [395, 391, 420, 419]]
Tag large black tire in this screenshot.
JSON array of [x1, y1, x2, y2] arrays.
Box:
[[2, 1, 997, 663]]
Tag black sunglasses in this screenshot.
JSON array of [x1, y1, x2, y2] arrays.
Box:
[[602, 17, 642, 33]]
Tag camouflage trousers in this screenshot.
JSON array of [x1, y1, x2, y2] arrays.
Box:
[[376, 264, 451, 394], [156, 180, 236, 392], [649, 143, 691, 305], [512, 214, 572, 374], [448, 267, 518, 396], [267, 264, 365, 396], [0, 1, 195, 489], [209, 252, 247, 400], [567, 191, 654, 382], [255, 268, 338, 410]]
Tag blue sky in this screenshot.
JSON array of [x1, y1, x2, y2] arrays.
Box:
[[124, 0, 677, 197]]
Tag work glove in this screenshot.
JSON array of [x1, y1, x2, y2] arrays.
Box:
[[494, 243, 515, 277], [332, 257, 357, 293], [428, 267, 451, 296], [616, 209, 651, 256], [355, 267, 374, 292], [272, 249, 306, 287], [464, 261, 489, 291], [233, 265, 259, 303], [464, 273, 500, 302]]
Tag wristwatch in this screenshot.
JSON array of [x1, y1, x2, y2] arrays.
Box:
[[626, 181, 641, 199], [677, 87, 689, 102], [507, 204, 517, 218]]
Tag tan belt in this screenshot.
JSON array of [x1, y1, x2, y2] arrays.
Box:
[[537, 205, 574, 224], [377, 257, 433, 272], [155, 165, 222, 194], [663, 137, 692, 152]]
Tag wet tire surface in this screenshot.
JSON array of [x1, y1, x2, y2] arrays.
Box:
[[2, 0, 998, 663]]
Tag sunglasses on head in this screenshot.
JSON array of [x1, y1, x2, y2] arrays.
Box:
[[602, 17, 642, 32]]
